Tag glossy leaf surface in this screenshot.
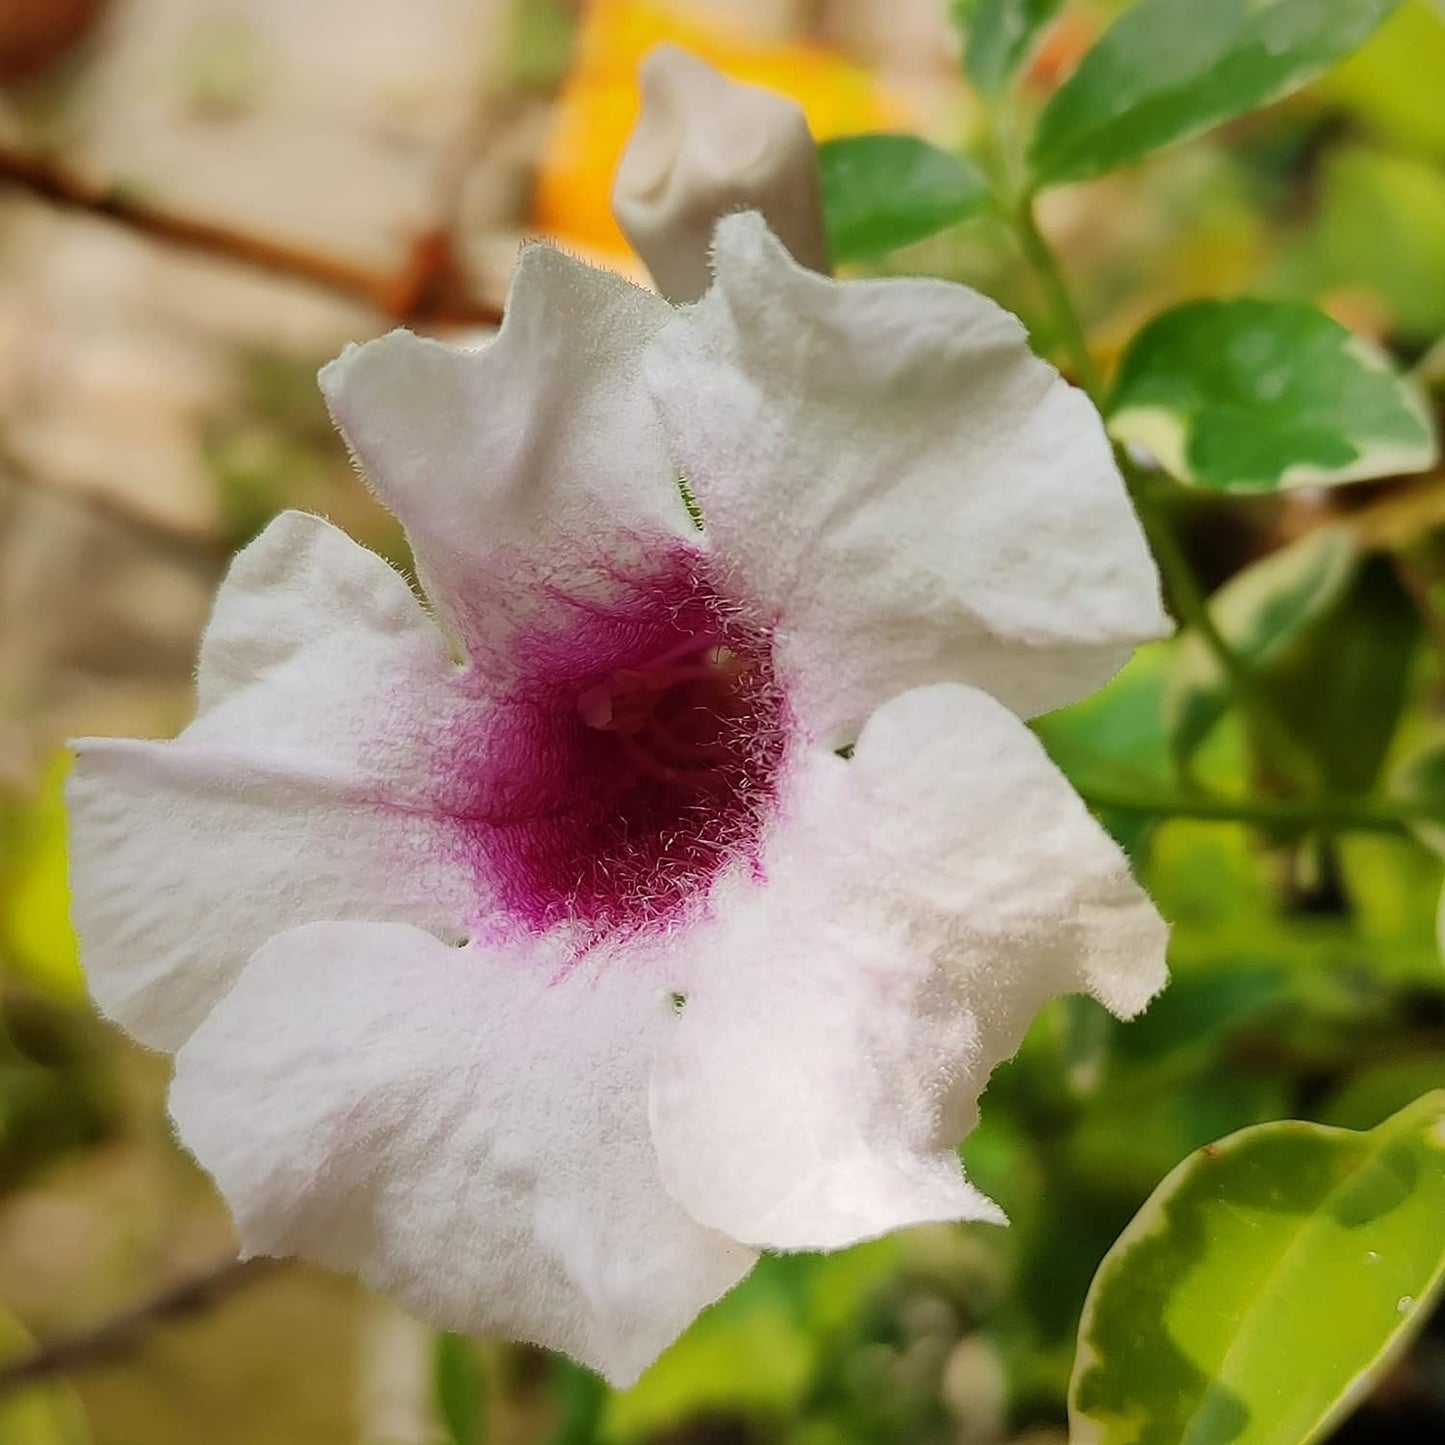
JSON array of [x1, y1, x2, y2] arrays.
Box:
[[1109, 299, 1437, 493], [1030, 0, 1400, 188], [817, 133, 990, 260]]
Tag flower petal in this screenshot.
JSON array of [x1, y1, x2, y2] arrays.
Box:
[[648, 682, 1167, 1250], [319, 248, 697, 668], [170, 920, 755, 1386], [187, 510, 455, 743], [68, 512, 474, 1051], [645, 212, 1169, 746]]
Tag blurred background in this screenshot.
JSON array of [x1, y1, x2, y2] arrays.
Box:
[[2, 0, 1445, 1441]]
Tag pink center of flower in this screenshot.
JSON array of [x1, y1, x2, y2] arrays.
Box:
[[439, 552, 788, 944]]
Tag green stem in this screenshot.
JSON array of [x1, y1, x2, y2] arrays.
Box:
[[1013, 199, 1104, 398], [1077, 784, 1416, 835], [1010, 191, 1319, 791]]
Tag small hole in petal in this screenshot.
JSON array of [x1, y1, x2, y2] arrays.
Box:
[[669, 991, 687, 1014], [452, 934, 470, 948], [677, 473, 704, 531]]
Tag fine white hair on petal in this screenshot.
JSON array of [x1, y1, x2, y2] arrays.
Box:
[[67, 511, 476, 1052], [647, 681, 1167, 1251], [644, 210, 1171, 748], [169, 920, 756, 1387], [189, 508, 449, 726], [318, 247, 698, 672]]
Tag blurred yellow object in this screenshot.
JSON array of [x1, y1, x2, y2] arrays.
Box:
[[2, 754, 83, 999], [532, 0, 903, 263], [1317, 0, 1445, 162]]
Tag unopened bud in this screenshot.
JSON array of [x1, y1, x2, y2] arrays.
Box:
[[612, 44, 830, 304]]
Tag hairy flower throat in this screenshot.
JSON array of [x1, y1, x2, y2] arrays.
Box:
[[441, 554, 789, 941], [577, 641, 757, 787]]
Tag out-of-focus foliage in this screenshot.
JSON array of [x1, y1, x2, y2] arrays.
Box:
[[1165, 527, 1366, 767], [1297, 146, 1445, 345], [807, 0, 1445, 1438]]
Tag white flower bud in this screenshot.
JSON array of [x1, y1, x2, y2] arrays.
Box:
[[612, 44, 830, 304]]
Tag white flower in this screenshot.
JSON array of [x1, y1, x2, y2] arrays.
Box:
[[68, 211, 1170, 1385], [612, 44, 830, 302]]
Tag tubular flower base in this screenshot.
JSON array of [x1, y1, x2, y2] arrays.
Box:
[[67, 212, 1171, 1386]]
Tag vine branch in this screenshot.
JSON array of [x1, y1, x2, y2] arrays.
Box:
[[0, 1256, 281, 1400], [0, 144, 502, 327], [1077, 783, 1421, 835]]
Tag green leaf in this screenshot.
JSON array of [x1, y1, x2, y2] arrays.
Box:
[[1393, 736, 1445, 828], [1167, 526, 1361, 765], [1070, 1093, 1445, 1445], [1028, 0, 1401, 189], [817, 134, 991, 262], [953, 0, 1063, 93], [1036, 645, 1173, 793], [1109, 300, 1437, 492], [432, 1332, 487, 1445]]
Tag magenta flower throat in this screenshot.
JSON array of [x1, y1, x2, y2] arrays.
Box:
[[436, 548, 789, 942]]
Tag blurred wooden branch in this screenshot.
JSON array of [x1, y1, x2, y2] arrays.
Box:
[[0, 1256, 282, 1400], [0, 144, 503, 327]]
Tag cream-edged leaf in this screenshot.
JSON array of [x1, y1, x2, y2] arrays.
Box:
[[1109, 300, 1437, 493], [1071, 1093, 1445, 1445]]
